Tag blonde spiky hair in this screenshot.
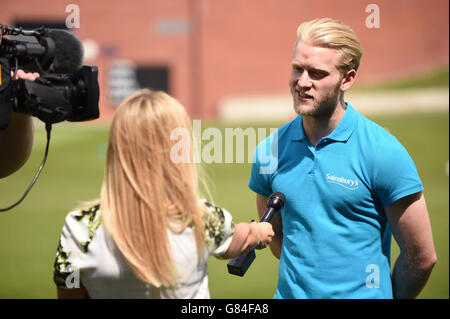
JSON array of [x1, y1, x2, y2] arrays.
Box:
[[295, 18, 363, 72]]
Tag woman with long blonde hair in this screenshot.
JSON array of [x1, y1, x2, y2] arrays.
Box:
[[53, 88, 274, 298]]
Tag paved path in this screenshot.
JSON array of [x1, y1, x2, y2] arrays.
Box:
[[218, 87, 449, 121]]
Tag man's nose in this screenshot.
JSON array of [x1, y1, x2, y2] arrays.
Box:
[[297, 72, 312, 88]]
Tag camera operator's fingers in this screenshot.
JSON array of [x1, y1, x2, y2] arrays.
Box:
[[29, 72, 40, 81], [11, 69, 40, 81]]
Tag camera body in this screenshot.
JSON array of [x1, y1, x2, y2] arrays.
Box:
[[0, 24, 100, 129]]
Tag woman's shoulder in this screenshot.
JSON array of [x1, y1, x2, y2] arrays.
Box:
[[68, 203, 101, 222], [62, 202, 102, 253]]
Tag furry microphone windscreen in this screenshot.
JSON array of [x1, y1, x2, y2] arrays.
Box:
[[48, 29, 84, 74]]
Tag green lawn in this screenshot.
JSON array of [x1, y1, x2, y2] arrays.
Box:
[[352, 66, 449, 92], [0, 110, 448, 299]]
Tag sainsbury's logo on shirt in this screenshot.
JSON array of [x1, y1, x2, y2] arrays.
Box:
[[326, 173, 359, 190]]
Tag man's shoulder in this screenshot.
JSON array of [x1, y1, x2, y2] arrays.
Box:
[[256, 116, 299, 148], [352, 108, 402, 148], [351, 108, 412, 168]]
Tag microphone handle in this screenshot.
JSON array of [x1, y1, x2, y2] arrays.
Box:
[[227, 207, 279, 277], [260, 207, 276, 223]]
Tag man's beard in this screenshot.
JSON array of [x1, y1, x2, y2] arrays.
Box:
[[294, 83, 342, 118]]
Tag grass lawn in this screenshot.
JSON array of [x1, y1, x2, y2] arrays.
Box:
[[0, 108, 447, 299]]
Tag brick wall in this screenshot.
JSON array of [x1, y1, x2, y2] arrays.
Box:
[[1, 0, 448, 120]]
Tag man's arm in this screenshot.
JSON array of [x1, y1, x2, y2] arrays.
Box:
[[0, 112, 34, 178], [257, 193, 283, 259], [385, 191, 437, 299], [0, 70, 39, 178]]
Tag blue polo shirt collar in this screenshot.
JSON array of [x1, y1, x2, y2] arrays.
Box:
[[291, 102, 357, 143]]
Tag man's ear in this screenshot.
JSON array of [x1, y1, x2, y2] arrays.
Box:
[[341, 69, 357, 92]]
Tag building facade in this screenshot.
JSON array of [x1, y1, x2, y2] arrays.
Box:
[[2, 0, 448, 120]]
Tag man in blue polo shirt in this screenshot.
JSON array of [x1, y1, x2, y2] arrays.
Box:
[[249, 18, 437, 299]]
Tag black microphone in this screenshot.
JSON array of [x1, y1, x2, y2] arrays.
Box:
[[227, 192, 286, 277], [259, 192, 286, 223], [47, 29, 83, 73]]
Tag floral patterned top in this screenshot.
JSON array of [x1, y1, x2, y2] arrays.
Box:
[[53, 199, 235, 298]]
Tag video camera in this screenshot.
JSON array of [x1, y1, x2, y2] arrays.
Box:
[[0, 24, 100, 212], [0, 24, 99, 130]]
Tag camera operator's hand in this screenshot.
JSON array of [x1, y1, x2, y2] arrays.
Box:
[[12, 69, 40, 81], [0, 70, 39, 178]]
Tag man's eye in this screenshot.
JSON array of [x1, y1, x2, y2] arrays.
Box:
[[310, 71, 327, 79]]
